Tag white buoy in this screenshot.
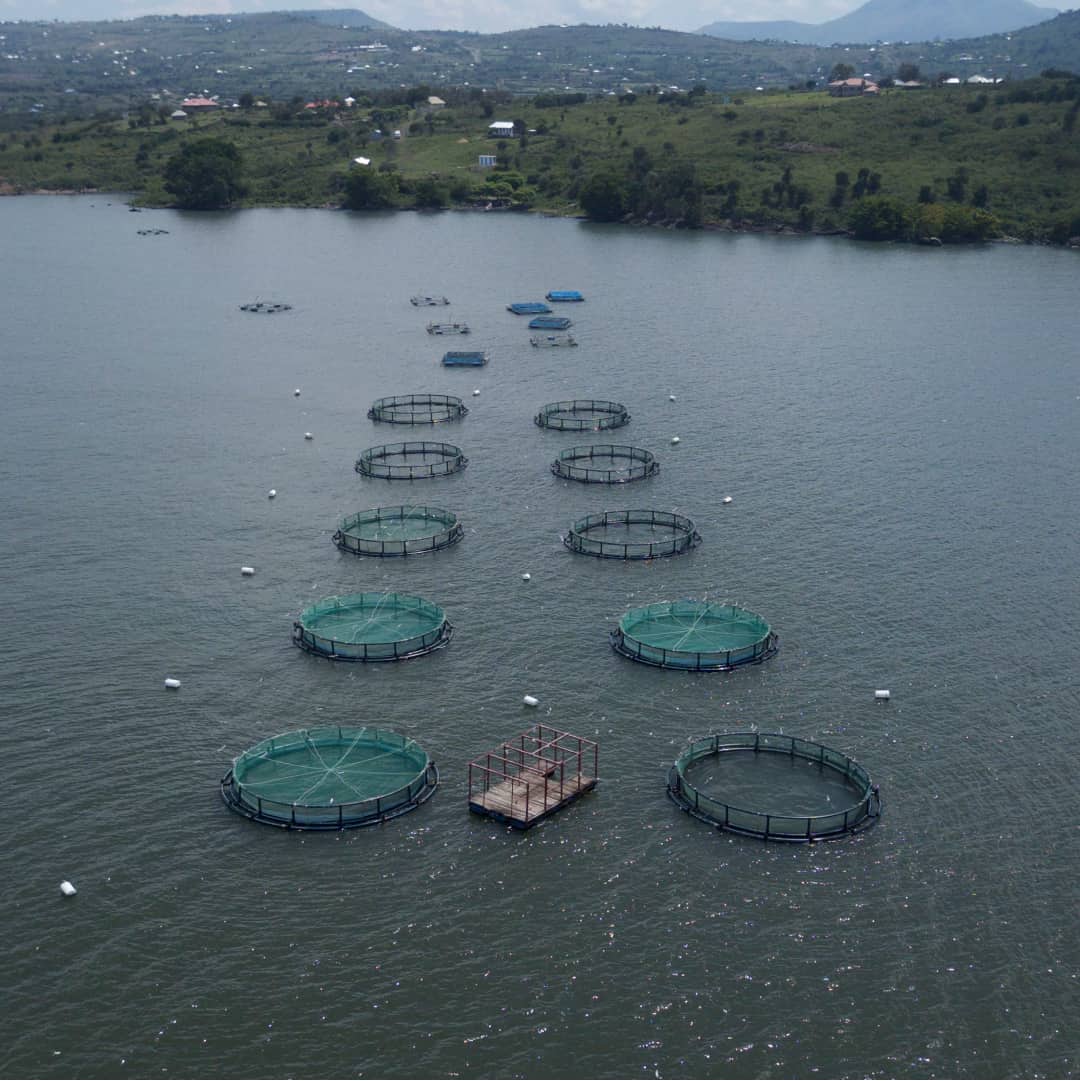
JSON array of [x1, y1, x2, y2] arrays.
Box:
[[304, 432, 313, 440], [472, 388, 480, 397], [59, 880, 77, 897], [671, 436, 680, 444], [268, 489, 276, 499], [722, 496, 733, 505], [875, 689, 891, 700], [293, 388, 301, 397], [523, 695, 539, 708], [241, 566, 255, 576], [521, 573, 531, 581], [164, 678, 181, 689], [669, 394, 676, 401]]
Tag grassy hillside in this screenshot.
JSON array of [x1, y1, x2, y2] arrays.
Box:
[[2, 75, 1078, 243]]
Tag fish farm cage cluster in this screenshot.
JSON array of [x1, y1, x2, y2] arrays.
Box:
[[565, 510, 701, 561], [368, 394, 468, 425], [356, 441, 468, 480], [667, 732, 881, 842], [213, 284, 881, 842], [333, 505, 463, 557], [292, 592, 453, 661], [552, 444, 659, 484], [221, 726, 438, 830], [535, 399, 630, 432], [239, 301, 292, 314]]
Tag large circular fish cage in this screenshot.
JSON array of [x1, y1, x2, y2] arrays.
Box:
[[667, 732, 882, 842], [534, 399, 630, 432], [333, 505, 463, 557], [565, 510, 701, 560], [355, 441, 468, 480], [551, 444, 658, 484], [367, 394, 468, 425], [611, 600, 777, 670], [220, 726, 438, 830], [293, 592, 453, 661]]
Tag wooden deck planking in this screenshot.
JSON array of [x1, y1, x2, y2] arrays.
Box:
[[471, 771, 595, 826]]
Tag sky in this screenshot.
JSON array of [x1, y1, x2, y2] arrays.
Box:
[[0, 0, 862, 34]]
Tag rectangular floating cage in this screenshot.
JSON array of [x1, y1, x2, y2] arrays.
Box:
[[411, 294, 450, 306], [427, 322, 470, 335], [442, 351, 488, 367], [530, 333, 578, 348], [508, 302, 552, 315], [546, 290, 585, 302], [468, 725, 598, 829], [528, 315, 572, 330]]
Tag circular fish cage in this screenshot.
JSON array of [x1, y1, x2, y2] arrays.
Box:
[[239, 301, 292, 314], [221, 726, 438, 830], [534, 399, 630, 432], [552, 444, 658, 484], [355, 441, 468, 480], [611, 600, 777, 670], [565, 510, 701, 560], [333, 505, 463, 557], [667, 732, 882, 842], [293, 592, 453, 661], [368, 394, 468, 425]]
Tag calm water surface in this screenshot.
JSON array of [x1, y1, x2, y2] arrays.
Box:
[[2, 198, 1079, 1079]]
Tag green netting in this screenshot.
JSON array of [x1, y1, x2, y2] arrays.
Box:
[[564, 510, 701, 560], [333, 506, 463, 557], [667, 732, 881, 841], [293, 592, 452, 661], [221, 726, 438, 829], [534, 399, 630, 432], [551, 444, 659, 484], [611, 600, 777, 670]]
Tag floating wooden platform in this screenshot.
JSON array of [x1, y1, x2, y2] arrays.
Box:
[[468, 725, 598, 829]]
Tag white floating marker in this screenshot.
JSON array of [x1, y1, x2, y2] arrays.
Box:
[[669, 394, 676, 401], [875, 689, 891, 701], [241, 566, 255, 576], [671, 436, 680, 445], [722, 496, 733, 505], [60, 880, 77, 897], [268, 489, 276, 499], [472, 388, 480, 396], [164, 678, 181, 689], [304, 432, 313, 440], [521, 573, 531, 581], [293, 388, 301, 397], [523, 694, 539, 708]]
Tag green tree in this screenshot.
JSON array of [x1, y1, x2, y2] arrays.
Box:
[[847, 196, 908, 240], [830, 63, 855, 82], [343, 167, 398, 209], [897, 63, 921, 82], [579, 172, 627, 221], [163, 139, 245, 210]]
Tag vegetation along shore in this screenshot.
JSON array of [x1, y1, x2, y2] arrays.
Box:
[[3, 72, 1079, 245]]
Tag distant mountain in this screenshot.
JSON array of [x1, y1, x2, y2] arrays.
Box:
[[289, 8, 394, 30], [700, 0, 1059, 44]]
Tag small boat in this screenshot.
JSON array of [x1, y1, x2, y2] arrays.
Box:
[[528, 315, 572, 330], [442, 350, 488, 367], [546, 290, 585, 302], [411, 294, 450, 306], [507, 302, 551, 315], [530, 334, 578, 348], [427, 322, 470, 335]]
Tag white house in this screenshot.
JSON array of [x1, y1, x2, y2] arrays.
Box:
[[478, 154, 497, 167], [488, 121, 515, 138]]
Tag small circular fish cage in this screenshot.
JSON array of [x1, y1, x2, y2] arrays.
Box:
[[534, 399, 630, 432], [552, 444, 658, 484], [611, 600, 777, 670], [239, 301, 292, 314], [333, 505, 463, 557], [565, 510, 701, 560], [221, 726, 438, 830], [667, 732, 881, 842], [356, 441, 468, 480], [368, 394, 468, 425], [293, 592, 452, 661]]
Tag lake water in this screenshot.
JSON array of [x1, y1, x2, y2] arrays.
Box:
[[2, 197, 1078, 1079]]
